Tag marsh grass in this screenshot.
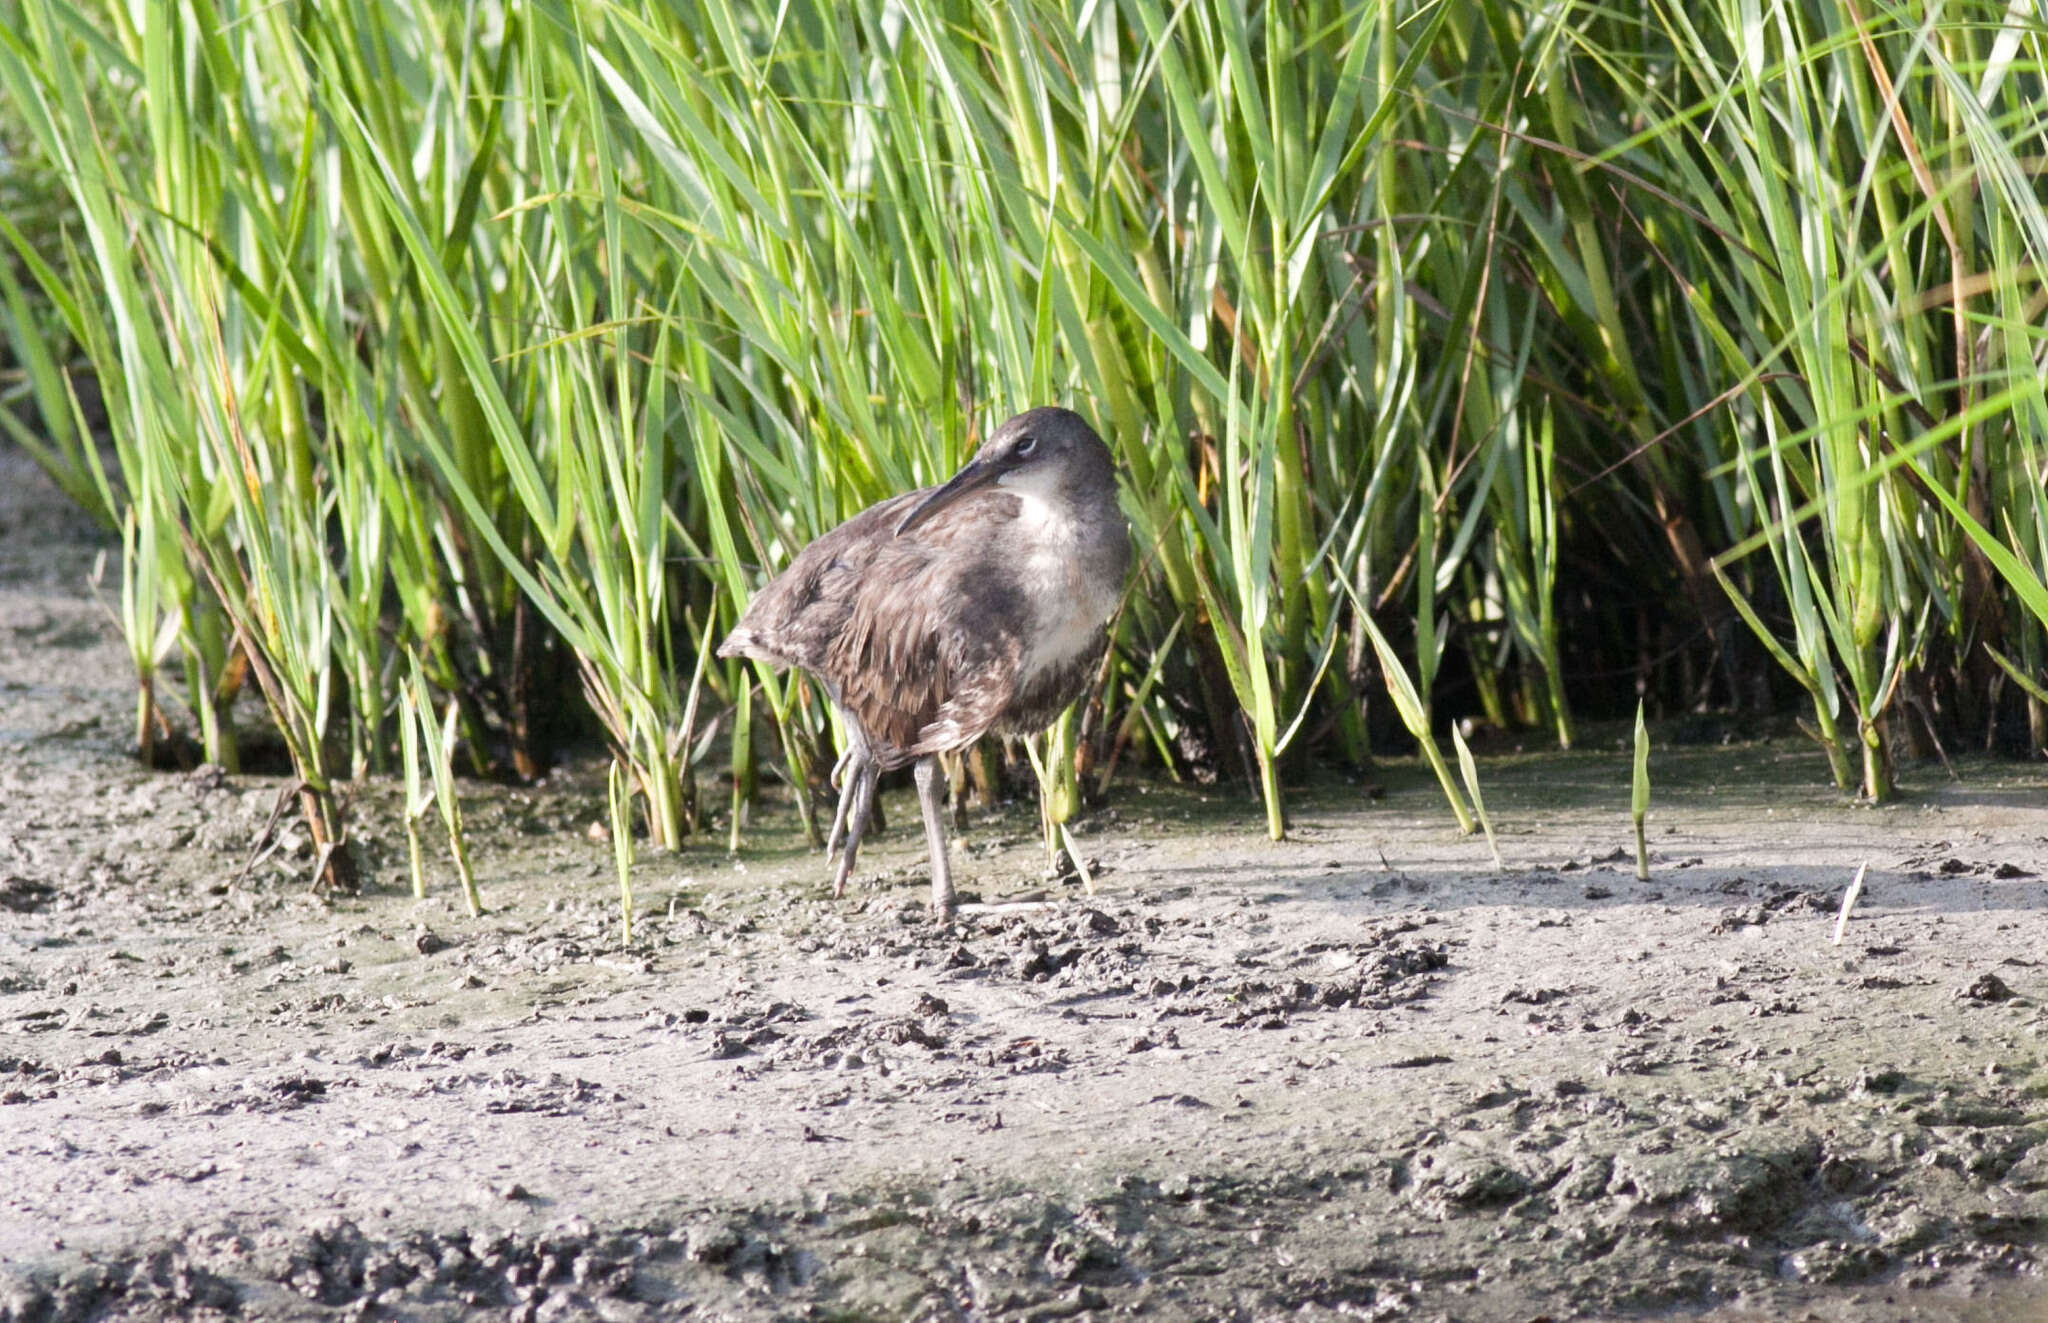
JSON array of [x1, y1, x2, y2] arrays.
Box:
[[608, 756, 635, 944], [1, 0, 2045, 885], [1450, 723, 1501, 871]]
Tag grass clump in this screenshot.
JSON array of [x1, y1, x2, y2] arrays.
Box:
[[0, 0, 2044, 882]]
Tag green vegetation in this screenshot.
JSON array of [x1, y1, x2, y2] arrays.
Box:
[[1, 0, 2045, 875], [414, 657, 485, 917], [609, 757, 636, 943], [1450, 723, 1501, 871]]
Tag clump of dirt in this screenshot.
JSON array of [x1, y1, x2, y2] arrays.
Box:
[[1, 448, 2045, 1321]]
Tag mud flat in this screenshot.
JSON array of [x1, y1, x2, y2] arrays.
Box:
[[0, 451, 2043, 1321]]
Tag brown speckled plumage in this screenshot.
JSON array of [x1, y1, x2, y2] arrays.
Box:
[[719, 407, 1131, 917]]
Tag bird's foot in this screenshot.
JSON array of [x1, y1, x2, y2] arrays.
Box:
[[825, 754, 865, 863], [827, 757, 879, 899]]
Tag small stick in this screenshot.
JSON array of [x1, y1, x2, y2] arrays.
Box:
[[1831, 861, 1869, 945], [1059, 821, 1096, 896]]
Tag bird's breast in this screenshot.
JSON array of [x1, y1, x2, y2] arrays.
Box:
[[1014, 551, 1121, 688], [991, 481, 1128, 685]]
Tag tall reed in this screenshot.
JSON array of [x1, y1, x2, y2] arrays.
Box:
[[1, 0, 2044, 881]]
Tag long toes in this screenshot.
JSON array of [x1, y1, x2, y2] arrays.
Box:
[[826, 795, 850, 863], [831, 771, 879, 898], [843, 787, 876, 866], [825, 758, 868, 862], [832, 825, 865, 897]]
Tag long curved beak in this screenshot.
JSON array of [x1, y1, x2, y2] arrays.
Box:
[[894, 459, 1001, 538]]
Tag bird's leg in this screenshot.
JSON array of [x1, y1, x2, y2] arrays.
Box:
[[825, 762, 855, 862], [825, 722, 869, 864], [832, 762, 879, 898], [830, 755, 880, 900], [913, 755, 955, 919]]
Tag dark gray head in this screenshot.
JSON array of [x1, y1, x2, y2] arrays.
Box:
[[894, 407, 1116, 538]]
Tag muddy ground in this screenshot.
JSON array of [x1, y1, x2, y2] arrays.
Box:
[[0, 447, 2044, 1323]]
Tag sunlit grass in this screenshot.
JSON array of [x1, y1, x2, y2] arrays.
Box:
[[0, 0, 2044, 888]]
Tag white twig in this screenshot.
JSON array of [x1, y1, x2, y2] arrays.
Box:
[[1831, 861, 1869, 945], [1059, 821, 1095, 896]]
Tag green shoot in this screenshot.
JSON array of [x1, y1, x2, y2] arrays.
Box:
[[399, 659, 431, 902], [1451, 724, 1502, 871], [422, 689, 483, 919], [608, 759, 635, 946]]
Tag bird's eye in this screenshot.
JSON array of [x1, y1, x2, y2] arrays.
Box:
[[1015, 435, 1038, 457]]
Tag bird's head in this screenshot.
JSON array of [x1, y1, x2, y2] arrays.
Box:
[[894, 407, 1114, 538]]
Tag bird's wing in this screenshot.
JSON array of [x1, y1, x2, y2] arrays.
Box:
[[826, 498, 1029, 765], [722, 483, 1028, 767], [715, 493, 922, 669], [905, 650, 1022, 760]]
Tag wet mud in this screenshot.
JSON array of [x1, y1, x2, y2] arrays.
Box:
[[1, 449, 2044, 1321]]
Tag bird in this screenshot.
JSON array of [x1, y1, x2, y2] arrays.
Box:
[[717, 407, 1132, 918]]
